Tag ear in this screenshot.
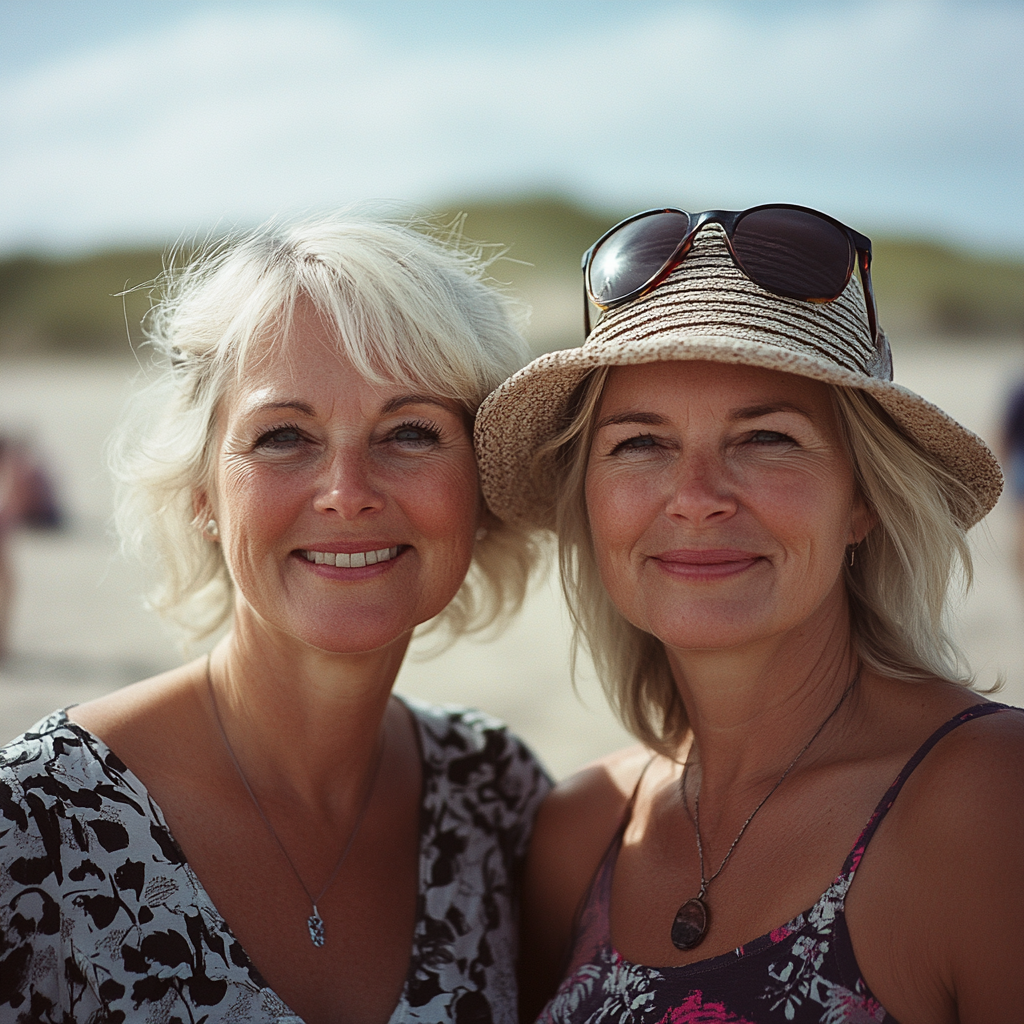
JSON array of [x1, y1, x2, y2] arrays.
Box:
[[192, 489, 221, 541], [849, 492, 878, 546], [474, 504, 499, 542], [192, 488, 211, 525]]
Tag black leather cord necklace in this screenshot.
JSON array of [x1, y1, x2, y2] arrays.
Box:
[[670, 676, 857, 951]]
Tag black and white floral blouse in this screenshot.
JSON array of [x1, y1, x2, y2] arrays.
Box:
[[0, 697, 551, 1023]]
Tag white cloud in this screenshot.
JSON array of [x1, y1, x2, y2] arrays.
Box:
[[1, 1, 1021, 253]]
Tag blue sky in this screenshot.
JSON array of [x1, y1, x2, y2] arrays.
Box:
[[1, 0, 1021, 255]]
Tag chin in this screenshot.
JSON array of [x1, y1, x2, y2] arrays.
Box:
[[273, 605, 414, 655], [643, 607, 782, 652], [300, 627, 411, 656]]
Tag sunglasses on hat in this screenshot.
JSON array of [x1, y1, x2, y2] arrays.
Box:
[[582, 204, 887, 377]]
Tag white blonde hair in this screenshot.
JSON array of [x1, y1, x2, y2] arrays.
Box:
[[111, 216, 539, 641], [541, 367, 978, 754]]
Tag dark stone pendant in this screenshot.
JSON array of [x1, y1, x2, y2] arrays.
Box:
[[671, 896, 709, 951], [308, 910, 325, 947]]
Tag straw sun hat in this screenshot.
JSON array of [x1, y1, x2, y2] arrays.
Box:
[[474, 225, 1002, 530]]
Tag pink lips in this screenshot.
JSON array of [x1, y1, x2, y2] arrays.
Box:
[[654, 549, 762, 580]]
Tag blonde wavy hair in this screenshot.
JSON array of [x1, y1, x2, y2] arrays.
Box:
[[111, 216, 539, 643], [540, 366, 979, 755]]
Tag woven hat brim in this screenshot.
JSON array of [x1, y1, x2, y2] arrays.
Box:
[[474, 330, 1002, 530]]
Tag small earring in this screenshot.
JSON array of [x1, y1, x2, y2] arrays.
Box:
[[475, 526, 489, 542], [847, 542, 858, 568], [205, 519, 219, 539]]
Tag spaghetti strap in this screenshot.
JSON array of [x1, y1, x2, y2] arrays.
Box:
[[621, 754, 657, 824], [839, 701, 1018, 884], [562, 754, 657, 977]]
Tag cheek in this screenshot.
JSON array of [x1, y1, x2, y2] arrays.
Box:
[[585, 460, 656, 547], [218, 462, 305, 531], [407, 460, 482, 549], [584, 466, 648, 592], [215, 465, 310, 587], [756, 468, 855, 560]]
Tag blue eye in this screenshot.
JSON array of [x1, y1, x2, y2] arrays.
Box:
[[611, 433, 657, 454], [750, 430, 795, 444], [393, 420, 441, 445], [255, 424, 302, 448]]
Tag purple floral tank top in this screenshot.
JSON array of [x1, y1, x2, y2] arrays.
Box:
[[539, 702, 1016, 1024]]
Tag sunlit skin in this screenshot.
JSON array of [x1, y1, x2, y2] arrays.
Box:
[[585, 360, 871, 665], [203, 323, 483, 658]]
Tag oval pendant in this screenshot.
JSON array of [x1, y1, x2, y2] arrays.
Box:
[[670, 896, 708, 951]]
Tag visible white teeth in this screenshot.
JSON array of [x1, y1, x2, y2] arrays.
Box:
[[304, 546, 400, 566]]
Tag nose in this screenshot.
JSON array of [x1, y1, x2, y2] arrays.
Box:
[[663, 449, 737, 525], [312, 448, 384, 519]]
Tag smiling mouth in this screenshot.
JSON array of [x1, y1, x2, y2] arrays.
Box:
[[302, 546, 400, 568]]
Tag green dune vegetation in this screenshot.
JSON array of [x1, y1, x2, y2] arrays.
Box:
[[1, 196, 1021, 358]]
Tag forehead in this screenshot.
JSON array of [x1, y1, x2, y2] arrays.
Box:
[[220, 314, 465, 426], [236, 310, 344, 386], [598, 360, 834, 418], [224, 306, 399, 405]]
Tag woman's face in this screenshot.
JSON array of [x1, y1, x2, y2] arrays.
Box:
[[584, 361, 872, 655], [199, 308, 482, 655]]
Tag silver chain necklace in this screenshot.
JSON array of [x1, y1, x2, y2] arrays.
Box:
[[206, 657, 385, 947], [670, 676, 856, 951]]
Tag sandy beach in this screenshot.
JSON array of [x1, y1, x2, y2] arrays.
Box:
[[2, 343, 1022, 778]]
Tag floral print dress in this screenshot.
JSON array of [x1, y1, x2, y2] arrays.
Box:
[[0, 696, 551, 1023], [539, 703, 1016, 1024]]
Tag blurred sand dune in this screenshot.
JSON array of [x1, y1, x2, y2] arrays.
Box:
[[2, 344, 1022, 778]]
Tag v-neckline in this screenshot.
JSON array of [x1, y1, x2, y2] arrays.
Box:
[[58, 697, 430, 1024]]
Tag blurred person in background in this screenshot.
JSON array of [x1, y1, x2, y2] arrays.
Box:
[[476, 206, 1024, 1023], [0, 218, 549, 1023], [0, 435, 63, 657], [0, 437, 29, 658], [999, 378, 1024, 576]]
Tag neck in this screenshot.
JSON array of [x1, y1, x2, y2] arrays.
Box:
[[665, 592, 859, 807], [207, 607, 411, 810]]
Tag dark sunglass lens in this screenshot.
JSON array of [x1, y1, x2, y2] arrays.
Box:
[[589, 211, 691, 305], [731, 208, 853, 300]]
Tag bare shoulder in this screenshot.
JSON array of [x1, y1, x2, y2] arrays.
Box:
[[872, 697, 1024, 864], [905, 700, 1024, 808], [68, 660, 206, 777], [519, 744, 653, 1017], [538, 745, 653, 839], [532, 745, 655, 880], [854, 700, 1024, 1023]]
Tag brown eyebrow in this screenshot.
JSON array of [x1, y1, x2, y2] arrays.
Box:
[[379, 394, 460, 416], [595, 411, 669, 430], [730, 402, 814, 422], [246, 395, 459, 418], [595, 403, 813, 430], [248, 400, 317, 417]]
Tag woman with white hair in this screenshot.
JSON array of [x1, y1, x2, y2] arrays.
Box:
[[474, 206, 1024, 1022], [0, 218, 549, 1023]]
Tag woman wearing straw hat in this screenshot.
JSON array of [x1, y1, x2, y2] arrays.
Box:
[[474, 207, 1024, 1023]]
